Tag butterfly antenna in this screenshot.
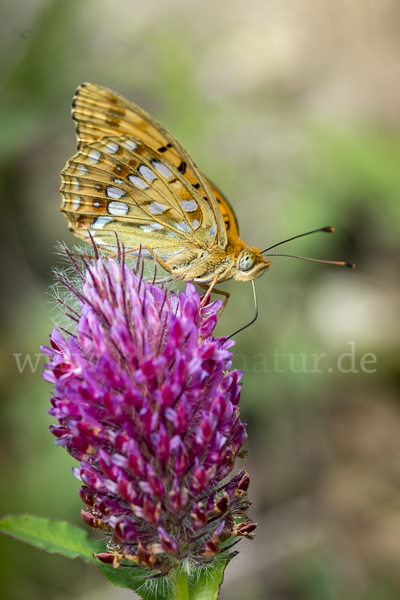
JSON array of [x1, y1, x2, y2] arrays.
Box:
[[261, 226, 355, 268], [260, 226, 335, 254], [265, 254, 355, 268], [227, 280, 258, 339]]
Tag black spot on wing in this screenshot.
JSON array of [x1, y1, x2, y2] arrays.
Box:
[[106, 118, 121, 128], [109, 107, 126, 117], [158, 143, 173, 152]]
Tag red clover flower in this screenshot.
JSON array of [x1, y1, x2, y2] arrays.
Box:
[[41, 246, 256, 575]]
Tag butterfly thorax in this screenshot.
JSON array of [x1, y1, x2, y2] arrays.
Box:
[[168, 237, 271, 284], [166, 245, 231, 283]]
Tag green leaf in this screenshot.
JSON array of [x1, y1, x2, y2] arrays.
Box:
[[168, 560, 228, 600], [98, 563, 173, 599], [187, 560, 227, 600], [0, 515, 227, 599], [0, 514, 102, 563], [97, 558, 228, 600]]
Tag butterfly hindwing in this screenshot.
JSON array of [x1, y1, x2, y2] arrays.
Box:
[[71, 83, 227, 247], [60, 135, 218, 261]]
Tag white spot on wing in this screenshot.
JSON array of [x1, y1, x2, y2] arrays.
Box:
[[124, 139, 137, 151], [192, 219, 200, 228], [91, 216, 113, 229], [72, 196, 81, 210], [208, 223, 216, 237], [180, 199, 197, 212], [140, 223, 163, 232], [92, 236, 104, 245], [175, 222, 191, 233], [128, 175, 148, 189], [148, 202, 169, 215], [139, 165, 156, 183], [114, 178, 124, 184], [108, 201, 129, 216], [104, 141, 119, 154], [72, 178, 80, 191], [106, 186, 125, 199], [79, 164, 88, 175], [88, 150, 101, 164], [151, 161, 172, 178], [167, 232, 177, 238]]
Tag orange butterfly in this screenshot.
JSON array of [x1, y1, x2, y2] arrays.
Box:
[[60, 84, 270, 301], [60, 84, 354, 331]]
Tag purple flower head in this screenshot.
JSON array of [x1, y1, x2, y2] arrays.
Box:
[[42, 246, 255, 573]]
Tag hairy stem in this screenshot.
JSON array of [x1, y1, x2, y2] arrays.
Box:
[[171, 568, 190, 600]]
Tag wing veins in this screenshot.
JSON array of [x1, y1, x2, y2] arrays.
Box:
[[72, 83, 227, 247]]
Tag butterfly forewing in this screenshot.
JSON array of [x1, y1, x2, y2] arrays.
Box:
[[72, 83, 227, 247], [60, 135, 218, 261]]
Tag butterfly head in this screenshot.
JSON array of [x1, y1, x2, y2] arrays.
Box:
[[233, 249, 271, 282]]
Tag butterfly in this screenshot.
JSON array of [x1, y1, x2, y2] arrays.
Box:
[[59, 83, 271, 304], [60, 84, 354, 334]]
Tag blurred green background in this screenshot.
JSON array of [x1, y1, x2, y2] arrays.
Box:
[[1, 0, 400, 598]]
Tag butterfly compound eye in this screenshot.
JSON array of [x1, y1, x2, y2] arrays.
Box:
[[238, 251, 257, 272]]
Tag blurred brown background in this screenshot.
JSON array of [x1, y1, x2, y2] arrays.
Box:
[[0, 1, 400, 599]]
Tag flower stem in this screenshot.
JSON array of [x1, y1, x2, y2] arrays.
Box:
[[171, 568, 190, 600]]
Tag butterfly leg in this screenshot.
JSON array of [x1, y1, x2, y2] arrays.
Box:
[[119, 245, 172, 275], [199, 285, 230, 317], [199, 275, 219, 307], [198, 283, 229, 305], [213, 287, 230, 315], [199, 276, 231, 316]]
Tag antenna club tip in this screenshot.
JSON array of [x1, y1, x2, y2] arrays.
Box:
[[324, 226, 335, 233], [346, 262, 356, 268]]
